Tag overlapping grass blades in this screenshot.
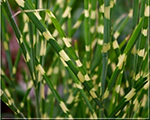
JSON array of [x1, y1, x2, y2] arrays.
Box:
[[1, 0, 149, 119]]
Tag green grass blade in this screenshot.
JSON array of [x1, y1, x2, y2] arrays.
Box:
[[0, 88, 26, 119]]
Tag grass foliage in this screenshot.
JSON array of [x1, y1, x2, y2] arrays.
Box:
[[1, 0, 149, 119]]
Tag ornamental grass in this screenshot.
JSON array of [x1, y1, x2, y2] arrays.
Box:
[[1, 0, 149, 119]]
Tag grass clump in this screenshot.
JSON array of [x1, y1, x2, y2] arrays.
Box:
[[1, 0, 149, 119]]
